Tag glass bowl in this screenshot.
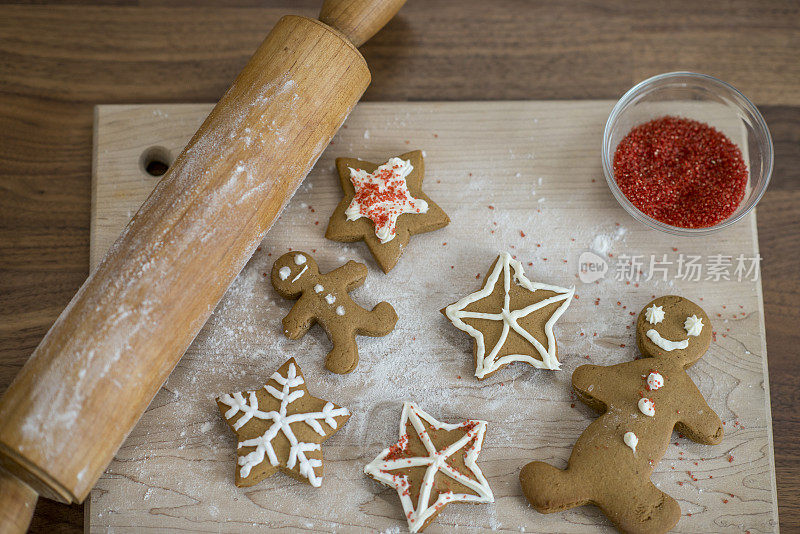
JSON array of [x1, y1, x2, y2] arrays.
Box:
[[601, 72, 773, 236]]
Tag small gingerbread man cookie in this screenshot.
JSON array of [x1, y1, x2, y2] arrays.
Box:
[[520, 295, 723, 534], [325, 151, 450, 273], [271, 251, 398, 374]]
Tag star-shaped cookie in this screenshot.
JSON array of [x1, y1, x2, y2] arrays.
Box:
[[216, 358, 350, 487], [326, 150, 450, 273], [442, 252, 574, 379], [364, 402, 494, 533]]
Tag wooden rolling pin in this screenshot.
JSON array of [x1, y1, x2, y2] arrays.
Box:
[[0, 0, 405, 530]]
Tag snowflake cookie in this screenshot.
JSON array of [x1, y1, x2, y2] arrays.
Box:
[[271, 251, 398, 374], [364, 402, 494, 533], [216, 358, 350, 487], [326, 151, 450, 273], [442, 252, 574, 379]]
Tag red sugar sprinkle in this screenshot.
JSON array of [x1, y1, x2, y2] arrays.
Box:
[[613, 116, 748, 228], [520, 230, 526, 237]]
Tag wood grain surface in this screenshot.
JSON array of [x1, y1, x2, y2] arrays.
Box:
[[87, 101, 777, 533], [0, 1, 797, 532]]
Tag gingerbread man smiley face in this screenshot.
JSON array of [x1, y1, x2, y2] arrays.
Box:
[[636, 295, 712, 368], [271, 252, 319, 298]]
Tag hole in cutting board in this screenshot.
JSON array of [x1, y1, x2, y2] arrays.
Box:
[[140, 146, 172, 177]]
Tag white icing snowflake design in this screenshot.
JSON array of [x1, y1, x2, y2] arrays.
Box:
[[444, 252, 574, 378], [364, 402, 494, 533], [217, 359, 350, 487]]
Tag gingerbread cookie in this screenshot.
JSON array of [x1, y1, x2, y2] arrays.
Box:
[[442, 252, 574, 379], [520, 295, 723, 534], [216, 358, 350, 488], [325, 151, 450, 273], [271, 251, 397, 374], [364, 402, 494, 533]]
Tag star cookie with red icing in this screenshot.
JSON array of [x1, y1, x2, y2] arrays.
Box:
[[364, 402, 494, 533], [326, 150, 450, 273]]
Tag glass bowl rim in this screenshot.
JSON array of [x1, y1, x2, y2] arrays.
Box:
[[601, 71, 774, 236]]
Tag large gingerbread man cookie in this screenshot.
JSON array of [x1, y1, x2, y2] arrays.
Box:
[[271, 251, 398, 374], [520, 295, 723, 534]]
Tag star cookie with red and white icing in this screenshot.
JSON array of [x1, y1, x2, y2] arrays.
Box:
[[364, 402, 494, 533], [326, 150, 449, 273], [216, 358, 350, 488]]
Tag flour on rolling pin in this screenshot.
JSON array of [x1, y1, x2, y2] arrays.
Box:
[[0, 4, 408, 516]]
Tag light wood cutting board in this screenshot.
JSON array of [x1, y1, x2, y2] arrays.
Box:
[[88, 101, 778, 533]]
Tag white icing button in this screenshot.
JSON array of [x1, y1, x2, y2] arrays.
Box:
[[294, 254, 306, 265], [336, 305, 345, 316], [684, 314, 704, 337], [325, 294, 336, 305], [645, 304, 665, 325], [646, 372, 663, 390], [314, 284, 324, 293], [623, 431, 638, 453], [638, 397, 655, 417], [278, 266, 291, 280]]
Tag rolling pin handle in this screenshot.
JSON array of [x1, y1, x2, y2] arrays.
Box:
[[0, 468, 38, 534], [319, 0, 407, 47]]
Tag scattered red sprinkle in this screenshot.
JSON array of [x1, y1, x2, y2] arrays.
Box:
[[613, 116, 748, 228], [520, 230, 526, 237], [488, 205, 495, 210]]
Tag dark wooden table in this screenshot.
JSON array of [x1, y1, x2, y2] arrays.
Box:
[[1, 1, 797, 531]]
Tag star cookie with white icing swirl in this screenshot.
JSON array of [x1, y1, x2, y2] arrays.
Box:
[[442, 252, 574, 379]]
